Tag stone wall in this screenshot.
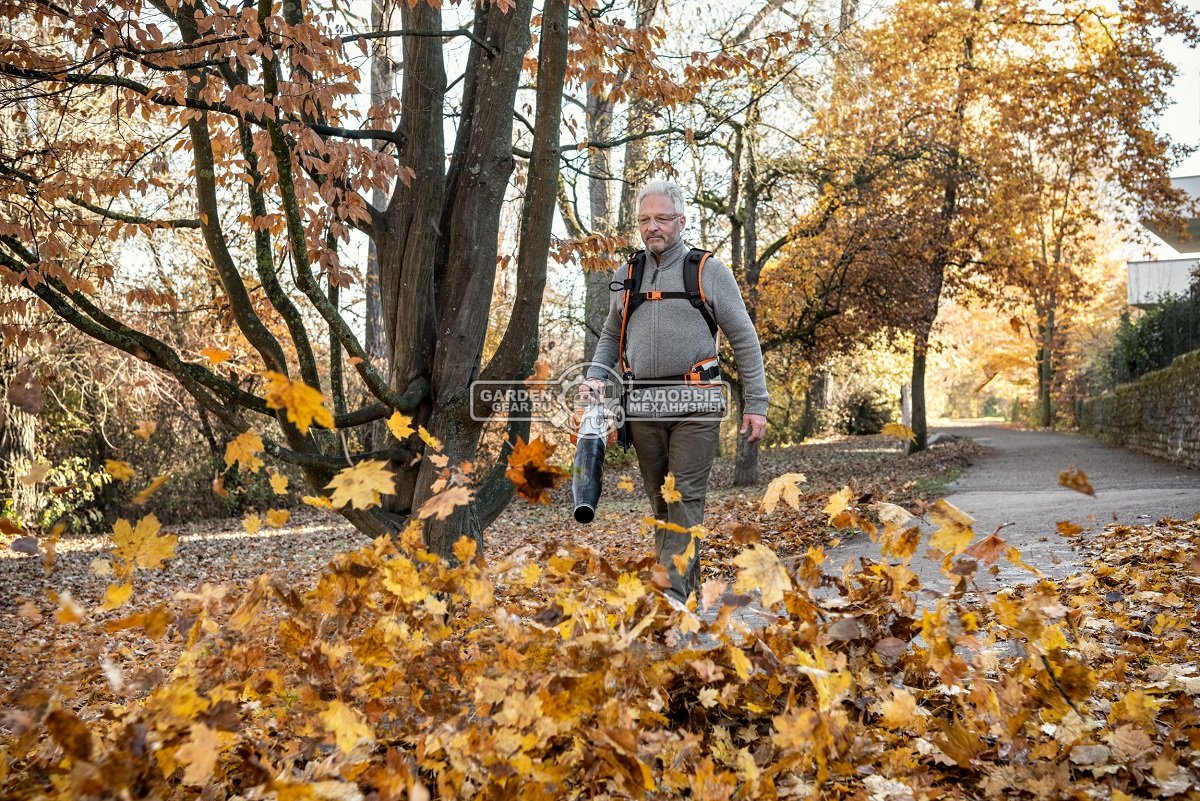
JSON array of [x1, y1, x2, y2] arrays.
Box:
[[1079, 349, 1200, 468]]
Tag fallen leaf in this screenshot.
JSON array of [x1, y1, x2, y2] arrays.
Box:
[[823, 486, 853, 523], [1056, 520, 1084, 537], [133, 420, 156, 440]]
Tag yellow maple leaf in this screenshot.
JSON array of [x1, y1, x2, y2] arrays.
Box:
[[761, 472, 807, 514], [327, 460, 396, 510], [268, 472, 288, 494], [97, 581, 133, 612], [224, 431, 264, 473], [133, 420, 156, 440], [265, 509, 290, 528], [617, 475, 635, 492], [732, 544, 792, 608], [661, 473, 682, 504], [199, 347, 231, 366], [417, 485, 474, 520], [387, 411, 415, 440], [929, 499, 974, 555], [132, 473, 170, 505], [243, 514, 261, 535], [176, 722, 221, 786], [263, 371, 334, 435], [418, 425, 442, 452], [302, 495, 334, 510], [881, 422, 916, 442], [880, 687, 923, 731], [320, 700, 375, 755], [823, 486, 853, 523], [104, 459, 136, 482], [112, 514, 178, 572]]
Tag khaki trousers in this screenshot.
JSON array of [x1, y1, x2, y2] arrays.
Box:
[[629, 414, 721, 602]]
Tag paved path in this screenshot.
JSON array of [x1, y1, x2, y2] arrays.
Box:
[[829, 422, 1200, 591]]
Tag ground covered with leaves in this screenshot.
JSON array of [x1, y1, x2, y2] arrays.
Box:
[[4, 434, 1199, 800]]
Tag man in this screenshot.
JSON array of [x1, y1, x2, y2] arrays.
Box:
[[584, 179, 769, 605]]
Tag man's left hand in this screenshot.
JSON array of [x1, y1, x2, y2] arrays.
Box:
[[740, 413, 767, 443]]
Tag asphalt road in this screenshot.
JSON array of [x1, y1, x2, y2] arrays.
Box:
[[829, 422, 1200, 591]]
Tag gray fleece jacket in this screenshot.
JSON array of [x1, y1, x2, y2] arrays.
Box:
[[587, 239, 770, 417]]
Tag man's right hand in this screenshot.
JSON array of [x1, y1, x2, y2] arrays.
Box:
[[579, 378, 606, 404]]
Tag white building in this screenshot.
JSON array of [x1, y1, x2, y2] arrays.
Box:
[[1128, 175, 1200, 307]]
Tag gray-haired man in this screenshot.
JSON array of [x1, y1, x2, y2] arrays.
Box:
[[584, 180, 769, 604]]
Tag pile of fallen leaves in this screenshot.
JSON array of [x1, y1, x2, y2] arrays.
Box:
[[2, 476, 1197, 800]]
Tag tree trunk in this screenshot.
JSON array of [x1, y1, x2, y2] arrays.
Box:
[[583, 86, 615, 359], [0, 357, 38, 523], [1037, 300, 1055, 427], [908, 328, 930, 455]]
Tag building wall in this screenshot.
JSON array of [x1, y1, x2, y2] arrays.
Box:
[[1127, 258, 1198, 307], [1079, 349, 1200, 468]]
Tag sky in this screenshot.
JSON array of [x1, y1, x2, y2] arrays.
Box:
[[1159, 16, 1200, 177]]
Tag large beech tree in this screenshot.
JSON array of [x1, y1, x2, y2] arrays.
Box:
[[0, 0, 570, 557]]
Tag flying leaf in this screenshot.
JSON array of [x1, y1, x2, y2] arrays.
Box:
[[132, 473, 170, 505], [321, 700, 375, 755], [761, 472, 807, 514], [929, 499, 974, 555], [1058, 466, 1095, 496], [7, 368, 44, 414], [661, 473, 682, 504], [11, 536, 38, 555], [263, 371, 334, 435], [268, 472, 288, 494], [112, 514, 178, 571], [881, 422, 916, 442], [265, 509, 290, 528], [104, 460, 135, 482], [617, 475, 635, 492], [18, 462, 49, 485], [224, 431, 264, 473], [418, 426, 442, 451], [964, 531, 1006, 565], [387, 411, 415, 440], [823, 486, 853, 523], [176, 722, 221, 785], [505, 437, 569, 504], [243, 514, 261, 535], [199, 347, 231, 365], [732, 544, 792, 608], [212, 474, 229, 497], [97, 581, 133, 612], [302, 495, 335, 510], [873, 502, 915, 528], [53, 590, 85, 624], [417, 486, 474, 520], [1056, 520, 1084, 537], [327, 460, 396, 510], [133, 420, 156, 440]]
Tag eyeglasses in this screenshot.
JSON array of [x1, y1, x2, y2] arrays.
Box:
[[636, 213, 682, 227]]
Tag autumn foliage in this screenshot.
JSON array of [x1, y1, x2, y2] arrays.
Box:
[[4, 468, 1199, 798]]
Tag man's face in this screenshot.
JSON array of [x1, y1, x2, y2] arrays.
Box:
[[637, 194, 685, 256]]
